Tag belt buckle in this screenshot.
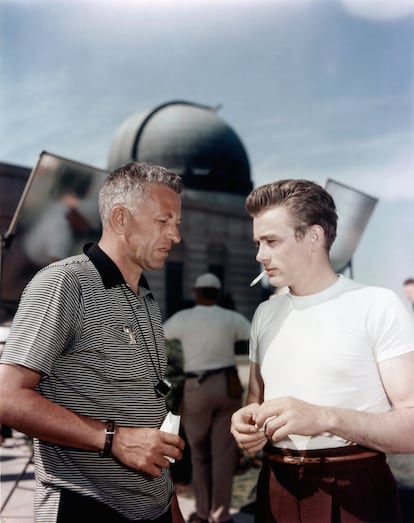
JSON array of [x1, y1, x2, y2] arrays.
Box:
[[284, 455, 321, 465], [284, 456, 306, 465]]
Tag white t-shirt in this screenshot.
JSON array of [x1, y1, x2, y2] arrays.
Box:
[[250, 275, 414, 449], [164, 304, 251, 372]]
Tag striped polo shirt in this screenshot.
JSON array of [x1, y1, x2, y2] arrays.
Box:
[[2, 243, 173, 521]]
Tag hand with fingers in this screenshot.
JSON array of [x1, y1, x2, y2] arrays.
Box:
[[230, 403, 268, 455], [253, 396, 329, 443], [111, 427, 185, 477]]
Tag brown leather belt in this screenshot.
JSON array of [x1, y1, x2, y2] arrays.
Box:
[[264, 446, 380, 466]]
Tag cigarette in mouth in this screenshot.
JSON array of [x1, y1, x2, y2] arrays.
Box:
[[249, 270, 266, 287]]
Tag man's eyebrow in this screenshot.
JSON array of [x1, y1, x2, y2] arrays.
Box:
[[255, 233, 279, 241], [162, 213, 181, 223]]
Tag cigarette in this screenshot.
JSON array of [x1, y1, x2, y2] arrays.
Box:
[[250, 270, 266, 287]]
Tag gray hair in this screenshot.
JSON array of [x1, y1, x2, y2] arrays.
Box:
[[99, 162, 182, 227]]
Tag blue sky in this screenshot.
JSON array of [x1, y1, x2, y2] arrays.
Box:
[[1, 0, 413, 302]]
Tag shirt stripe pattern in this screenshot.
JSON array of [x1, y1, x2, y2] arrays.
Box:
[[2, 253, 173, 521]]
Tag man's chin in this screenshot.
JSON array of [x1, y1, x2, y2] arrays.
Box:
[[150, 258, 168, 270], [268, 274, 285, 288]]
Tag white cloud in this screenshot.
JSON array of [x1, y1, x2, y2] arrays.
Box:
[[252, 136, 414, 201], [246, 89, 414, 200], [340, 0, 414, 20]]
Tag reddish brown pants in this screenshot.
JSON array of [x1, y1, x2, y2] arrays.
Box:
[[256, 451, 402, 523]]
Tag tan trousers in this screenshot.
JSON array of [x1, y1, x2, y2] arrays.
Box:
[[182, 371, 241, 522]]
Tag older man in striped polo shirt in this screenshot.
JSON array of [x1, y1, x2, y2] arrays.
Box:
[[0, 162, 185, 522]]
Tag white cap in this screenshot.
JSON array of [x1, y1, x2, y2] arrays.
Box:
[[193, 273, 221, 289]]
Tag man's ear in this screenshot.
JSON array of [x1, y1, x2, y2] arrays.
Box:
[[110, 206, 127, 234], [309, 224, 324, 248]]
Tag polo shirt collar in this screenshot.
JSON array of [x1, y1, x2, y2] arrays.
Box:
[[83, 243, 152, 297]]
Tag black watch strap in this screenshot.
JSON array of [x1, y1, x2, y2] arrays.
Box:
[[99, 420, 116, 457]]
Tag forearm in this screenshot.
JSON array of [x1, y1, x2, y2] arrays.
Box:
[[246, 391, 260, 405], [325, 405, 414, 454], [2, 386, 184, 476], [245, 362, 263, 405], [254, 396, 414, 454], [1, 388, 105, 452]]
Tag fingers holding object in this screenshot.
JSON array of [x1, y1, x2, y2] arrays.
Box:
[[262, 415, 279, 437]]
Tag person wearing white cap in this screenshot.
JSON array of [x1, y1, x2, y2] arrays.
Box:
[[164, 273, 251, 523]]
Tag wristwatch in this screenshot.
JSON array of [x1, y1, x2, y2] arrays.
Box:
[[99, 420, 116, 457]]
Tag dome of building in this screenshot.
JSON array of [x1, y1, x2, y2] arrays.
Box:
[[107, 100, 253, 197]]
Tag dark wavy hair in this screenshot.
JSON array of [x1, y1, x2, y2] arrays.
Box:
[[246, 179, 338, 252]]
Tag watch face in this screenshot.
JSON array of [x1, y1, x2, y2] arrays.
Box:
[[155, 379, 172, 398]]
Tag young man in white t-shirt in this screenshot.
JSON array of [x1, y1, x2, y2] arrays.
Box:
[[230, 179, 414, 523]]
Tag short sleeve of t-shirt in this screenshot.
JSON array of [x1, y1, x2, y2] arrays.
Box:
[[2, 264, 82, 375], [366, 287, 414, 362]]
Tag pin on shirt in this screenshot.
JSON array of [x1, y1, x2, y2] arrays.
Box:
[[123, 325, 136, 344]]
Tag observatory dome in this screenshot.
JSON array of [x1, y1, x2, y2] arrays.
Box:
[[107, 100, 253, 197]]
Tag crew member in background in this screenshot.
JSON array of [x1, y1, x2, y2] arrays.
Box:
[[164, 273, 251, 523]]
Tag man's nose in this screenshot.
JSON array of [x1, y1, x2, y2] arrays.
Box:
[[256, 244, 268, 263], [169, 225, 181, 244]]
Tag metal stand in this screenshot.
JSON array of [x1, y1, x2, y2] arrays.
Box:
[[0, 153, 43, 318]]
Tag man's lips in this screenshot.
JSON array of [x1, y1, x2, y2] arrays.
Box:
[[158, 245, 171, 255]]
